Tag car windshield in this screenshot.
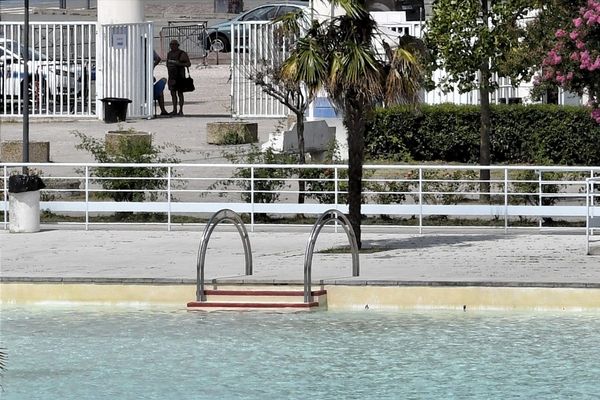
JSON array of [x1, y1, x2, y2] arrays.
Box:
[[239, 6, 278, 21]]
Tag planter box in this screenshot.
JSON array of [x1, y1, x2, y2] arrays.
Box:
[[206, 122, 258, 145], [1, 140, 50, 163], [105, 131, 152, 155]]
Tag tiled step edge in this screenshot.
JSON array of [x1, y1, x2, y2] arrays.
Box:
[[203, 289, 327, 297], [187, 301, 321, 308]]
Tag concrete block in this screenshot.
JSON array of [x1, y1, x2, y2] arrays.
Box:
[[206, 122, 258, 145], [1, 140, 50, 163], [283, 120, 336, 156], [105, 131, 152, 155]]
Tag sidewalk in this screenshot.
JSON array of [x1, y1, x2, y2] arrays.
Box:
[[1, 227, 599, 287]]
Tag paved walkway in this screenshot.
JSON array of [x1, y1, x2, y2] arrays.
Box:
[[1, 227, 599, 287]]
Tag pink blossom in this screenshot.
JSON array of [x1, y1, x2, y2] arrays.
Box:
[[576, 40, 586, 50], [574, 17, 583, 27], [592, 108, 600, 124], [546, 49, 562, 66], [569, 31, 579, 40], [570, 52, 580, 61], [556, 29, 567, 38]]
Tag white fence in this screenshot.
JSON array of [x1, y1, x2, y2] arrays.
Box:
[[96, 22, 153, 120], [230, 21, 294, 118], [0, 22, 96, 117], [2, 163, 599, 232], [0, 21, 153, 120]]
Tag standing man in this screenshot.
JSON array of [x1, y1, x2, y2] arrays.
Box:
[[166, 39, 191, 116]]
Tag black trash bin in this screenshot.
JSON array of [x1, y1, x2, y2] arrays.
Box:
[[101, 97, 132, 123]]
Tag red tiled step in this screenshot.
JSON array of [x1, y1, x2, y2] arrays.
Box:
[[187, 301, 320, 308], [203, 289, 327, 297], [186, 289, 327, 310]]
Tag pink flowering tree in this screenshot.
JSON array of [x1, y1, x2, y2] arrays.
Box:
[[541, 0, 600, 123]]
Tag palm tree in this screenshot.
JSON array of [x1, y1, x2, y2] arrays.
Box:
[[281, 0, 424, 247]]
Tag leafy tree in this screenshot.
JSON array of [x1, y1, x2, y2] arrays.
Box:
[[424, 0, 535, 196], [518, 1, 585, 72], [280, 0, 424, 247], [538, 0, 600, 123]]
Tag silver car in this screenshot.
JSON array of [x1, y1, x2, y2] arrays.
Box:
[[205, 2, 308, 53]]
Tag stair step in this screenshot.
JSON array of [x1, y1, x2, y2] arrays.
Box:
[[187, 289, 327, 311], [203, 289, 327, 296], [187, 301, 321, 310]]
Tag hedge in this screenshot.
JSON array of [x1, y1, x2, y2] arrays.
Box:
[[365, 104, 600, 165]]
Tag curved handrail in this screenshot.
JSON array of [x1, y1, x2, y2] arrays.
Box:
[[196, 209, 252, 301], [303, 209, 360, 303]]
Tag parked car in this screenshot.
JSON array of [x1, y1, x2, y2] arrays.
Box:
[[0, 37, 92, 103], [205, 2, 308, 53]]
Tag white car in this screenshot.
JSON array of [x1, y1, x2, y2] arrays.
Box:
[[0, 37, 91, 103]]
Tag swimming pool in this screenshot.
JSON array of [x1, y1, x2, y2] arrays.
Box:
[[1, 306, 599, 399]]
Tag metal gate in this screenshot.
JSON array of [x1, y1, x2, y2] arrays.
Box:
[[230, 21, 291, 118], [0, 22, 96, 117], [96, 22, 153, 120], [159, 23, 208, 60]]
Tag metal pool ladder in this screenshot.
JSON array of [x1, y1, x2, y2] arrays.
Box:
[[303, 209, 360, 303], [196, 209, 252, 301]]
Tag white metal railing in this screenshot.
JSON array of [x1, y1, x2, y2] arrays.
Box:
[[1, 162, 599, 232], [0, 22, 96, 117], [586, 177, 600, 255], [231, 21, 293, 118]]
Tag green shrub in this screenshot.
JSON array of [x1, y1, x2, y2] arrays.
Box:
[[209, 145, 298, 204], [366, 104, 600, 165], [72, 130, 187, 202]]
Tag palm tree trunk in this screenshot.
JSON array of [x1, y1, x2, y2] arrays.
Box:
[[344, 99, 365, 249], [296, 114, 306, 205], [479, 69, 491, 202]]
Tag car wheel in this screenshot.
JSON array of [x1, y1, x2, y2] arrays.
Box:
[[209, 33, 230, 53]]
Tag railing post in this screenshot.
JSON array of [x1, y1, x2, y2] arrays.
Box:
[[85, 165, 89, 231], [250, 166, 255, 232], [504, 168, 508, 234], [538, 169, 543, 229], [418, 167, 423, 234], [167, 166, 172, 231], [334, 166, 339, 233]]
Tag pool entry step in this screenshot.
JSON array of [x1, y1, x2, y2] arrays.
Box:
[[187, 289, 327, 311], [190, 209, 359, 311]]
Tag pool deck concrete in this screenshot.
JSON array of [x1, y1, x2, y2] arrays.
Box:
[[2, 227, 599, 288]]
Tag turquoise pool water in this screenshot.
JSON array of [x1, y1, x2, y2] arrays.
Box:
[[1, 306, 599, 399]]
